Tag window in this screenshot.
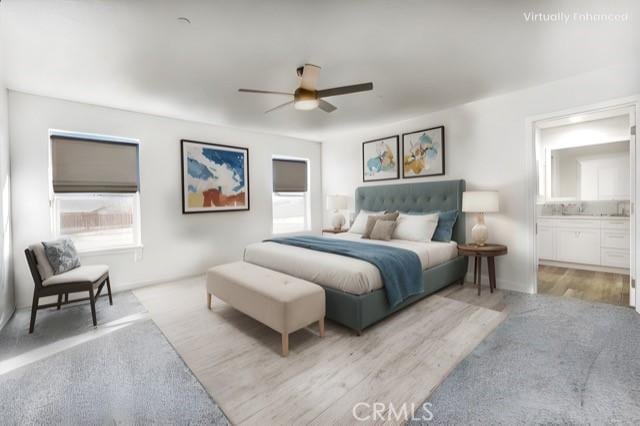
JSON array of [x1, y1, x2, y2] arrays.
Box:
[[50, 132, 142, 252], [272, 158, 310, 234]]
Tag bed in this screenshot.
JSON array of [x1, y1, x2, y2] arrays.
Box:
[[244, 179, 467, 333]]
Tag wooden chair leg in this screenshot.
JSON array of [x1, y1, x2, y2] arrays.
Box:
[[88, 287, 97, 327], [207, 293, 212, 310], [57, 294, 62, 310], [281, 333, 289, 357], [106, 276, 113, 305], [319, 318, 325, 337], [29, 292, 39, 334]]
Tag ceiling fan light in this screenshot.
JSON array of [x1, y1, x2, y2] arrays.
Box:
[[294, 99, 319, 111]]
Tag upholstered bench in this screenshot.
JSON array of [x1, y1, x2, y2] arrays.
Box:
[[206, 261, 325, 356]]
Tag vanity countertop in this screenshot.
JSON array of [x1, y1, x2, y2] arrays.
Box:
[[539, 215, 629, 220]]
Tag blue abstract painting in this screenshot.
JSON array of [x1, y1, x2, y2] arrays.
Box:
[[181, 140, 249, 213]]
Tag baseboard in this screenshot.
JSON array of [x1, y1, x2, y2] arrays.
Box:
[[17, 273, 207, 309], [539, 260, 629, 274], [464, 272, 530, 294], [113, 273, 205, 294], [0, 306, 16, 332]]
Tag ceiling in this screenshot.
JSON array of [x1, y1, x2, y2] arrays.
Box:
[[1, 0, 637, 141]]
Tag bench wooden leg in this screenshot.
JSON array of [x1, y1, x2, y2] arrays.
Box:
[[319, 318, 325, 337], [281, 333, 289, 357], [207, 293, 212, 310]]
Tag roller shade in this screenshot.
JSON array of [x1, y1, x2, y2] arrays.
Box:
[[51, 136, 139, 193], [273, 159, 308, 192]]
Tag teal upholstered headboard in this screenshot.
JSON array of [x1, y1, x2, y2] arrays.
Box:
[[355, 180, 466, 243]]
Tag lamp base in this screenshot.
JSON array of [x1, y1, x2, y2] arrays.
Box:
[[471, 222, 489, 246], [331, 212, 345, 231], [470, 213, 489, 245]]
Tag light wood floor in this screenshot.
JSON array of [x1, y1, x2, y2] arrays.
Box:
[[537, 265, 630, 307], [133, 278, 506, 425]]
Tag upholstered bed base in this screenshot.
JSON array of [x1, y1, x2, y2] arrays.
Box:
[[323, 256, 466, 333], [324, 179, 467, 333]]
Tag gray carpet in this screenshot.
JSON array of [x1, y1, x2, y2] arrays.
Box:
[[0, 292, 229, 425], [412, 293, 640, 425]]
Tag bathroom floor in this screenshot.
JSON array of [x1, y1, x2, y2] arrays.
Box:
[[538, 265, 630, 307]]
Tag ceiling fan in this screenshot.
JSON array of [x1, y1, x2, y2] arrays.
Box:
[[238, 64, 373, 113]]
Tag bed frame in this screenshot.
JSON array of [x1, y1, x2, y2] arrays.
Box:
[[322, 179, 467, 334]]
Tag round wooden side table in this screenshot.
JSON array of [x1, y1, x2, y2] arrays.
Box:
[[457, 244, 508, 295]]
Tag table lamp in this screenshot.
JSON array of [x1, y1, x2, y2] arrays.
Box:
[[462, 191, 499, 246], [327, 195, 348, 230]]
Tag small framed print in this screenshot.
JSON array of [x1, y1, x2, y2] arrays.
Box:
[[402, 126, 445, 178], [362, 135, 400, 182]]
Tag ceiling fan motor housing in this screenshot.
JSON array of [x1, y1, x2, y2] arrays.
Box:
[[294, 88, 316, 101]]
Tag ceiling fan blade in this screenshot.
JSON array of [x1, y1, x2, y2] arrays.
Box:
[[238, 89, 293, 96], [317, 82, 373, 98], [300, 64, 321, 90], [265, 100, 294, 114], [318, 99, 337, 113]]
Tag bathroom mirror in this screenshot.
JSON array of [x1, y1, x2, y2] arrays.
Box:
[[547, 141, 630, 201]]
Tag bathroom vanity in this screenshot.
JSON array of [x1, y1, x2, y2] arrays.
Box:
[[537, 215, 630, 271]]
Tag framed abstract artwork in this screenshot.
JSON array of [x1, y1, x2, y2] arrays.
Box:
[[181, 139, 250, 213], [362, 135, 399, 182], [402, 126, 445, 178]]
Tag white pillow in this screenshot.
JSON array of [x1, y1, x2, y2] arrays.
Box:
[[392, 213, 439, 242], [349, 210, 385, 234]]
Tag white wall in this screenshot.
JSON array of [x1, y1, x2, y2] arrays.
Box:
[[322, 63, 639, 293], [0, 27, 15, 328], [540, 115, 630, 150], [9, 92, 322, 308]]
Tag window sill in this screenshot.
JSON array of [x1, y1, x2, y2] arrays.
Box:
[[271, 229, 312, 237], [77, 244, 144, 256]]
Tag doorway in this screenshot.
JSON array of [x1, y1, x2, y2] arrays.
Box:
[[531, 102, 637, 308]]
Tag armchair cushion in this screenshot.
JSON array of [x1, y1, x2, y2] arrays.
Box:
[[42, 264, 109, 287], [28, 243, 55, 281]]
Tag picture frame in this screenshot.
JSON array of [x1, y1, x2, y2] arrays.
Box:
[[362, 135, 400, 182], [181, 139, 250, 213], [401, 126, 445, 179]]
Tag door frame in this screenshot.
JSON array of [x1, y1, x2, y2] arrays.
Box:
[[525, 95, 640, 311]]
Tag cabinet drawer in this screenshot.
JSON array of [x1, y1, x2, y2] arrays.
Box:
[[538, 219, 557, 227], [555, 220, 601, 229], [601, 230, 629, 249], [601, 248, 629, 268], [601, 219, 629, 231]]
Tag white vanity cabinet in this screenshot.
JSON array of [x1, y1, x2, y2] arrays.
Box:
[[537, 216, 629, 270]]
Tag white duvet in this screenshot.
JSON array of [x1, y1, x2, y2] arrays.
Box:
[[243, 232, 458, 295]]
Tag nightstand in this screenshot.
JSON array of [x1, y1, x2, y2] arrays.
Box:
[[457, 243, 508, 295], [322, 228, 348, 235]]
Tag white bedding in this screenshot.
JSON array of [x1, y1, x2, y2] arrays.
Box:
[[243, 232, 458, 295]]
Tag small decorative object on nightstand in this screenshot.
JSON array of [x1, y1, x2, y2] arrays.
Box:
[[458, 243, 507, 296], [327, 194, 348, 231], [462, 191, 499, 246], [322, 228, 349, 235]]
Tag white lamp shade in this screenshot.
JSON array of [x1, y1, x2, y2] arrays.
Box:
[[462, 191, 499, 213], [326, 194, 348, 210]]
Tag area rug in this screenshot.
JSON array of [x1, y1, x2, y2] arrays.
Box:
[[0, 292, 228, 425], [134, 276, 506, 425], [411, 292, 640, 424]]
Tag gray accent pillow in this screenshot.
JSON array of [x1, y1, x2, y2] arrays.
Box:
[[361, 211, 399, 239], [42, 238, 81, 275], [370, 220, 397, 241]]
